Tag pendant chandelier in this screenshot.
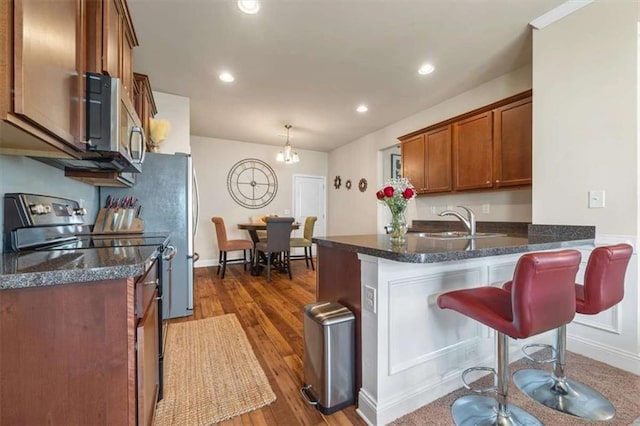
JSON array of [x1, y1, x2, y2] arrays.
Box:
[[276, 124, 300, 164]]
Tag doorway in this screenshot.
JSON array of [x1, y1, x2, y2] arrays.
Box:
[[292, 175, 326, 256]]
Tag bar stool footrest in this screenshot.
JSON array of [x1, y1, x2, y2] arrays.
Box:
[[522, 343, 556, 364], [461, 366, 497, 394]]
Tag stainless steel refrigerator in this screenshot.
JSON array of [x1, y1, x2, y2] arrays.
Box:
[[99, 152, 199, 319]]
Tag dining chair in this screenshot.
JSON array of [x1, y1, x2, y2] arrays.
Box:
[[254, 217, 294, 282], [290, 216, 317, 270], [211, 217, 253, 279]]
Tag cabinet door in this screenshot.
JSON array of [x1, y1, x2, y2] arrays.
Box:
[[13, 0, 84, 148], [424, 125, 452, 193], [493, 97, 532, 187], [452, 111, 493, 191], [102, 0, 122, 77], [401, 134, 425, 193], [137, 290, 159, 426]]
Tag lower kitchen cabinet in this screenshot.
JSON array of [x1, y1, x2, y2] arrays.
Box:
[[0, 263, 160, 425]]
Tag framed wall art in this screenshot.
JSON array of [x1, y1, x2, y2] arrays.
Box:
[[391, 154, 401, 179]]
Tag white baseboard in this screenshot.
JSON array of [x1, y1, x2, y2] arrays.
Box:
[[195, 258, 217, 268], [568, 334, 640, 375]]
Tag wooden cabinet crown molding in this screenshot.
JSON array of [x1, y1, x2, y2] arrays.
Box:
[[398, 90, 532, 142]]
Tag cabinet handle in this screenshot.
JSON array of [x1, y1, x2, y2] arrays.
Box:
[[485, 181, 491, 184], [155, 295, 163, 301], [495, 180, 500, 183], [144, 278, 159, 286]]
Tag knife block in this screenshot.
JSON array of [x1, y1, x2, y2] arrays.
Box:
[[93, 208, 144, 234]]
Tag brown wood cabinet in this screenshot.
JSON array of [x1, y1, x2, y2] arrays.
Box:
[[452, 111, 493, 191], [1, 0, 142, 161], [134, 72, 158, 147], [0, 0, 87, 156], [0, 261, 160, 425], [399, 91, 532, 195], [401, 125, 451, 194], [492, 97, 532, 187], [86, 0, 139, 104]]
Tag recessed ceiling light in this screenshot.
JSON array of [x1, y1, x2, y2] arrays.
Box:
[[219, 72, 235, 83], [418, 63, 435, 75], [356, 105, 368, 113], [237, 0, 260, 14]]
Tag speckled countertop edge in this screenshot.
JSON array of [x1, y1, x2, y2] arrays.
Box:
[[313, 224, 595, 264], [0, 245, 160, 290]]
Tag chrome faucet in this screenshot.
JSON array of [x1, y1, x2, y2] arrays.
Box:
[[438, 206, 476, 236]]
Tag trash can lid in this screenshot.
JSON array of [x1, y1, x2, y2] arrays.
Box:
[[304, 302, 355, 325]]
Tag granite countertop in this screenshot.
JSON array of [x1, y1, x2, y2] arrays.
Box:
[[0, 244, 162, 290], [313, 224, 595, 263]]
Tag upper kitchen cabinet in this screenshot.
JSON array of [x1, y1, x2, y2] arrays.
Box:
[[86, 0, 139, 104], [492, 97, 532, 188], [0, 0, 86, 156], [133, 73, 157, 146], [399, 90, 532, 196], [401, 125, 451, 194], [452, 111, 493, 191]]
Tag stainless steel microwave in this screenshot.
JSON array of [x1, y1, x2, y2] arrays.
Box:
[[85, 72, 145, 173]]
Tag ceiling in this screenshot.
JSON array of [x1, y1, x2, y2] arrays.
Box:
[[128, 0, 565, 152]]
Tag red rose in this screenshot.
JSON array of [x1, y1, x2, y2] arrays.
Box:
[[383, 186, 395, 197], [403, 188, 414, 199], [376, 190, 384, 200]]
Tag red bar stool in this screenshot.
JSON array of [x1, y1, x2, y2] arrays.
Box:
[[437, 249, 581, 426], [507, 244, 632, 421]]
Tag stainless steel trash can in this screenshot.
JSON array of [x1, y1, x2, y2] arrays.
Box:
[[300, 301, 355, 414]]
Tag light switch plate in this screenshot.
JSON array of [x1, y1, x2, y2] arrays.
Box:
[[588, 190, 605, 208]]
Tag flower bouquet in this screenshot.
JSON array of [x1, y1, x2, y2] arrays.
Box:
[[376, 177, 416, 244]]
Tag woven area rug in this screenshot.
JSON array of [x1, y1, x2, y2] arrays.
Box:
[[153, 315, 276, 425], [391, 350, 640, 425]]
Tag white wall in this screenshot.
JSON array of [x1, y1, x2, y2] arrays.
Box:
[[0, 155, 99, 253], [191, 136, 328, 266], [531, 0, 640, 373], [152, 91, 190, 154], [532, 1, 637, 235], [328, 65, 534, 235]]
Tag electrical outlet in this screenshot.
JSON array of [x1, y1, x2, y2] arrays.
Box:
[[430, 206, 437, 214], [364, 285, 377, 314], [482, 204, 490, 214], [284, 209, 291, 215]]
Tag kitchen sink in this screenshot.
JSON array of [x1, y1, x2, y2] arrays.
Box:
[[413, 231, 506, 239]]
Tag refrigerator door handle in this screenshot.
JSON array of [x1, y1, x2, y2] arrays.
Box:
[[193, 168, 200, 244]]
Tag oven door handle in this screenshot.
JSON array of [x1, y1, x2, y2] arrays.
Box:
[[162, 245, 177, 261]]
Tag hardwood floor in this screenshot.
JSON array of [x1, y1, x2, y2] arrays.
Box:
[[170, 259, 365, 426]]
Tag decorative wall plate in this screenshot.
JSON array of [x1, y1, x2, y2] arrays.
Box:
[[227, 158, 278, 209], [358, 178, 368, 192], [334, 175, 342, 189], [345, 179, 352, 190]]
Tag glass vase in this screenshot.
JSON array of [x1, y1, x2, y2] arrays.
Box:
[[388, 208, 408, 245]]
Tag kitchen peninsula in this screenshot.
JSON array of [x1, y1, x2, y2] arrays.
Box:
[[314, 224, 595, 425]]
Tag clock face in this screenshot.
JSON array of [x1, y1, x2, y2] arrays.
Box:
[[227, 159, 278, 209]]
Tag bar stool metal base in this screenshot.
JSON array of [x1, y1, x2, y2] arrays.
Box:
[[512, 369, 615, 421], [451, 395, 543, 426]]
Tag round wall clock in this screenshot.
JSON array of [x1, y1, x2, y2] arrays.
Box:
[[227, 158, 278, 209]]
